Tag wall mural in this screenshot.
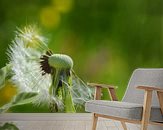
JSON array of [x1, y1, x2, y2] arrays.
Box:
[[0, 26, 93, 113]]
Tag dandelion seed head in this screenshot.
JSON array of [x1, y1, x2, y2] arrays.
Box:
[[7, 25, 93, 111], [8, 26, 52, 106]]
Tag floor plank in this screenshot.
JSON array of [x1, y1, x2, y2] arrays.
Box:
[[0, 113, 139, 130]]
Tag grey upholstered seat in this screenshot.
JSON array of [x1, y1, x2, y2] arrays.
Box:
[[85, 69, 163, 123], [85, 100, 163, 122]]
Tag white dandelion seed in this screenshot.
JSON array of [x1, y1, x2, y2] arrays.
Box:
[[8, 26, 52, 105]]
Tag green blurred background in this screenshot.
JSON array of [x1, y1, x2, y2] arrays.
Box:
[[0, 0, 163, 111]]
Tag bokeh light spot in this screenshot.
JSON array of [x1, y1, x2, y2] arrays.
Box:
[[0, 81, 17, 107], [53, 0, 74, 13], [40, 6, 61, 29]]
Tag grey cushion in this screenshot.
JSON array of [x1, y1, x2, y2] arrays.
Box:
[[85, 100, 163, 122]]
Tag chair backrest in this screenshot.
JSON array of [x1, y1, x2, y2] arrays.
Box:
[[122, 68, 163, 107]]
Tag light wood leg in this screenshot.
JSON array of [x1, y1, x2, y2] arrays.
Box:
[[92, 113, 98, 130], [157, 91, 163, 114], [141, 90, 152, 130], [121, 121, 127, 130]]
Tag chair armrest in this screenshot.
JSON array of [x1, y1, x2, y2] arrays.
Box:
[[137, 86, 163, 92], [137, 86, 163, 119], [87, 83, 117, 89], [87, 82, 118, 101]]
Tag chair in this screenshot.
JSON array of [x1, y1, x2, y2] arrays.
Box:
[[85, 68, 163, 130]]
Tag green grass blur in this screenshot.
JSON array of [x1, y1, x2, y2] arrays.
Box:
[[0, 0, 162, 111]]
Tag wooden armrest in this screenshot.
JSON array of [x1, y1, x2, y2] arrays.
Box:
[[137, 86, 163, 92], [87, 83, 117, 89], [137, 86, 163, 118], [88, 82, 118, 101]]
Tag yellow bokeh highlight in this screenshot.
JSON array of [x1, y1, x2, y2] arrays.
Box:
[[0, 81, 17, 107], [40, 6, 61, 29], [53, 0, 74, 13]]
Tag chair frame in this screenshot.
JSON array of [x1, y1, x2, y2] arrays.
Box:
[[88, 83, 163, 130]]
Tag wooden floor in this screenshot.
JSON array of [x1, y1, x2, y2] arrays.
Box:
[[0, 113, 140, 130]]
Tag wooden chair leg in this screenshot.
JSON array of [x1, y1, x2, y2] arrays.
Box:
[[157, 91, 163, 114], [141, 90, 152, 130], [92, 113, 98, 130], [121, 121, 127, 130]]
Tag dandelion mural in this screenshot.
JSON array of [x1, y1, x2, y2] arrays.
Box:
[[0, 26, 93, 113]]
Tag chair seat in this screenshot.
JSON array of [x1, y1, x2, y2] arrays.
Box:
[[85, 100, 163, 122]]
